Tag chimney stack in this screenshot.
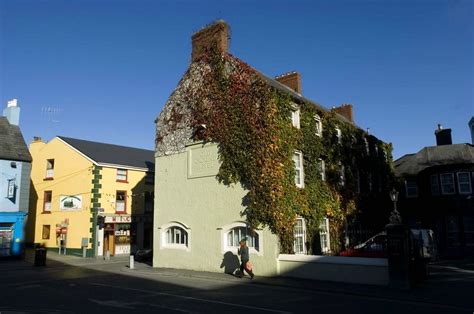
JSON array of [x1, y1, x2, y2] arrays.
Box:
[[191, 20, 229, 62], [3, 99, 20, 126], [332, 104, 354, 123], [435, 124, 452, 146], [275, 72, 302, 94]]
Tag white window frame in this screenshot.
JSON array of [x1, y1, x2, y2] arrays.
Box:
[[319, 218, 331, 254], [116, 169, 128, 182], [160, 222, 191, 251], [440, 173, 455, 195], [220, 222, 262, 255], [43, 191, 52, 212], [314, 114, 322, 137], [335, 127, 342, 144], [457, 172, 472, 195], [293, 151, 304, 188], [405, 178, 418, 198], [46, 159, 54, 179], [318, 158, 325, 181], [294, 217, 307, 254], [430, 174, 440, 195], [364, 138, 370, 155], [339, 162, 345, 187], [291, 108, 300, 129], [115, 191, 126, 213]]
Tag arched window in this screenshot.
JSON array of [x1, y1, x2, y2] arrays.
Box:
[[221, 222, 262, 254], [161, 222, 190, 250], [165, 226, 188, 245]]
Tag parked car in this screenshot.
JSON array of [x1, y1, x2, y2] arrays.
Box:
[[339, 228, 436, 259], [134, 249, 153, 262], [339, 232, 388, 258]]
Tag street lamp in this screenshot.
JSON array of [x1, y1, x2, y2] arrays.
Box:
[[389, 189, 401, 224]]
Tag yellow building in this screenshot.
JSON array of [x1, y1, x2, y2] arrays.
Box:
[[27, 136, 154, 257]]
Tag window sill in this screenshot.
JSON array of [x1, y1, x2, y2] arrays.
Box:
[[162, 244, 189, 251], [116, 180, 128, 183], [41, 211, 52, 214], [115, 212, 127, 215], [43, 177, 54, 181]]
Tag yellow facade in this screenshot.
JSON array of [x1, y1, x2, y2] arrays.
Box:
[[27, 137, 154, 256]]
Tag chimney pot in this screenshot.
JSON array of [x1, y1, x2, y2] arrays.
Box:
[[7, 99, 18, 107]]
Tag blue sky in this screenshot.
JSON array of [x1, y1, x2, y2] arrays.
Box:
[[1, 0, 472, 159]]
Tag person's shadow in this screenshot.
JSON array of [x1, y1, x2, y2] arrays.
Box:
[[220, 251, 240, 276]]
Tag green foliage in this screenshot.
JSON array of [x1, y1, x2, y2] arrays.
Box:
[[180, 48, 395, 254]]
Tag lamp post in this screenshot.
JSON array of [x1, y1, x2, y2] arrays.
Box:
[[389, 189, 401, 224]]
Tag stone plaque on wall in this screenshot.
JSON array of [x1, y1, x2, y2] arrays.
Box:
[[187, 144, 219, 179]]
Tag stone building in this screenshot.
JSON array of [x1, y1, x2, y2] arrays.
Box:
[[153, 21, 393, 275]]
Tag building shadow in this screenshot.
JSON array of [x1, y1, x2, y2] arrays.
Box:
[[130, 174, 154, 255], [24, 179, 38, 247]]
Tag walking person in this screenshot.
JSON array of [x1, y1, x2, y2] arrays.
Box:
[[238, 238, 254, 279]]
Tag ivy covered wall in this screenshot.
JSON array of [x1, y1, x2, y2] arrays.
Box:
[[155, 23, 395, 254]]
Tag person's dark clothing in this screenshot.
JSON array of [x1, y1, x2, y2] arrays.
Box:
[[238, 246, 254, 278], [239, 246, 249, 262]]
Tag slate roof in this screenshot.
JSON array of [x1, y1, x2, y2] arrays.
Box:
[[0, 117, 32, 162], [394, 144, 474, 176], [253, 65, 353, 124], [58, 136, 154, 171]]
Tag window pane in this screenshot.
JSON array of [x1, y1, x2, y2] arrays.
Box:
[[117, 169, 127, 181], [458, 172, 472, 194], [430, 175, 440, 195], [441, 174, 455, 194]]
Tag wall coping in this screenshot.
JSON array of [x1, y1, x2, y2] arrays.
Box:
[[278, 254, 388, 266]]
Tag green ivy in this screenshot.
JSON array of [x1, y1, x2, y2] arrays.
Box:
[[181, 47, 394, 254]]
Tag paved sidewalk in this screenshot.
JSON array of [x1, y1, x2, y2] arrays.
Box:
[[41, 251, 474, 312]]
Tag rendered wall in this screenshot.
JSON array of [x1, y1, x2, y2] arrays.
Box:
[[278, 254, 389, 286], [154, 142, 280, 276], [0, 160, 30, 212], [29, 138, 94, 249]]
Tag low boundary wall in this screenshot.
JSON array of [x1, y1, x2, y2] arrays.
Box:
[[278, 254, 389, 286]]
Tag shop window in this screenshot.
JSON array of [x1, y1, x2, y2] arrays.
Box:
[[42, 225, 50, 239], [43, 191, 52, 212], [457, 172, 472, 194], [116, 169, 128, 182], [45, 159, 54, 179], [440, 173, 455, 195], [293, 151, 304, 188], [405, 178, 418, 198], [116, 191, 126, 213], [430, 174, 440, 195], [294, 218, 306, 254]]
